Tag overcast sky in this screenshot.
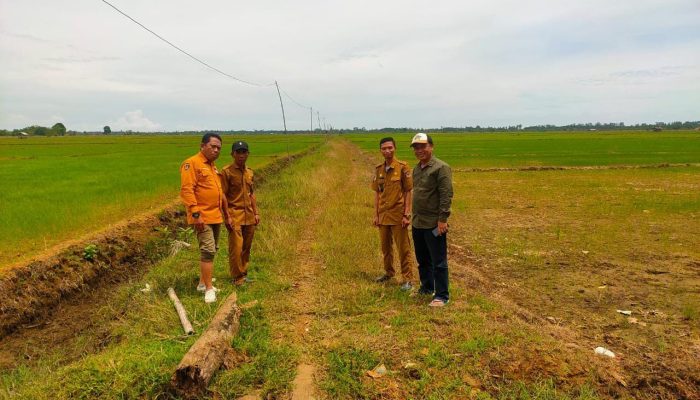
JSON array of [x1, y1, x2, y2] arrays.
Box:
[[1, 0, 699, 131]]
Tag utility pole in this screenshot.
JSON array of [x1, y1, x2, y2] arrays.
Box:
[[274, 81, 287, 133], [310, 107, 313, 133], [274, 80, 289, 157], [317, 111, 321, 134]]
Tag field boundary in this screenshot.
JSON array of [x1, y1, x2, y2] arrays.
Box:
[[0, 146, 319, 339], [454, 162, 700, 173]]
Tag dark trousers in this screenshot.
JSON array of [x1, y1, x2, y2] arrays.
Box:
[[412, 227, 449, 301]]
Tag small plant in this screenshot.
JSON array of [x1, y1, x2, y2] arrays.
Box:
[[177, 227, 195, 243], [154, 226, 171, 237], [83, 244, 98, 261]]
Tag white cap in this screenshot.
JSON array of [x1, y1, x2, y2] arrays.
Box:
[[410, 132, 431, 146]]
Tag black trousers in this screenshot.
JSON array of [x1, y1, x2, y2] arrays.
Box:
[[412, 227, 449, 301]]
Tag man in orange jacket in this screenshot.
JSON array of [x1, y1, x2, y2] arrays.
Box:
[[180, 133, 226, 303]]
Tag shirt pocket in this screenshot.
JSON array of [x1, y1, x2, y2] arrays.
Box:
[[197, 168, 212, 184]]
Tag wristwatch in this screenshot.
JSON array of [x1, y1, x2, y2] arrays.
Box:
[[192, 212, 201, 219]]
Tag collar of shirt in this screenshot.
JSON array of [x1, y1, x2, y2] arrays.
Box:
[[385, 158, 401, 171], [232, 163, 247, 171], [420, 157, 434, 169], [196, 151, 212, 165]]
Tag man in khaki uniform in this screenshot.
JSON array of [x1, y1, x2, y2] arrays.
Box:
[[220, 140, 260, 286], [371, 137, 414, 291]]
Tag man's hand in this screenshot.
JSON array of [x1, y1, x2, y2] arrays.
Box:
[[437, 221, 449, 235], [401, 215, 410, 228], [254, 214, 261, 225], [225, 216, 234, 232], [373, 215, 379, 227], [194, 216, 206, 233]]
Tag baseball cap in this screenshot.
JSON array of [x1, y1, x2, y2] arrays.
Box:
[[232, 141, 249, 152], [410, 132, 432, 147]]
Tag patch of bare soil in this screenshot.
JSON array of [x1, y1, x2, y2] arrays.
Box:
[[448, 242, 700, 399]]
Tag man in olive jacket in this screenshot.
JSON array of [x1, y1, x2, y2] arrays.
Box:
[[410, 133, 454, 307]]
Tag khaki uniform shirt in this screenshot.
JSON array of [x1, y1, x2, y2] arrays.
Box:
[[371, 158, 413, 225], [412, 157, 453, 229], [220, 163, 256, 226], [180, 152, 224, 224]]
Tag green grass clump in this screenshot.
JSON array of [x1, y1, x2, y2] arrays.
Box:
[[321, 348, 379, 399]]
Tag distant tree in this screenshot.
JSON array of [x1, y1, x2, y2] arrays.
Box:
[[103, 125, 111, 134], [51, 122, 66, 136], [33, 126, 49, 136]]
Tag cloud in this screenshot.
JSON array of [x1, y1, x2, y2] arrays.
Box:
[[111, 110, 162, 132], [1, 0, 699, 130]]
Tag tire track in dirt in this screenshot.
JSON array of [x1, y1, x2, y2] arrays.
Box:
[[275, 139, 364, 400]]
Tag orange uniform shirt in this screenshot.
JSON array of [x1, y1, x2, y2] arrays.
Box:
[[180, 152, 224, 224], [371, 158, 413, 225], [220, 163, 256, 226]]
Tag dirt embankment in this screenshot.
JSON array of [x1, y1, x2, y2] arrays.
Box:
[[0, 208, 186, 339], [0, 145, 319, 342]]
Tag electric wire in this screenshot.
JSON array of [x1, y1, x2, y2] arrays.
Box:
[[280, 87, 311, 109], [100, 0, 329, 130], [100, 0, 274, 87]]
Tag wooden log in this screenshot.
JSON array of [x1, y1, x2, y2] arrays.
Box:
[[167, 287, 194, 335], [170, 292, 242, 399]]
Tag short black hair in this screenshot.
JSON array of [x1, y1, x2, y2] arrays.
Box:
[[379, 137, 396, 148], [201, 132, 222, 145]]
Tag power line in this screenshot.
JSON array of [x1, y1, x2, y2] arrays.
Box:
[[100, 0, 326, 131], [279, 87, 310, 109], [100, 0, 273, 87]]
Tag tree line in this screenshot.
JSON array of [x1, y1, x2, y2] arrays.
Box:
[[1, 120, 698, 137]]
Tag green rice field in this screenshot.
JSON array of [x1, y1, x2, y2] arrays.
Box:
[[347, 131, 700, 167], [0, 135, 322, 269]]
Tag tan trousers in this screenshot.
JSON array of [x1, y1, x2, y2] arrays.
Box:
[[228, 224, 256, 282], [379, 224, 413, 281]]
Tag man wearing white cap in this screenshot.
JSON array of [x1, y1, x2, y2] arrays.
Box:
[[410, 133, 454, 307]]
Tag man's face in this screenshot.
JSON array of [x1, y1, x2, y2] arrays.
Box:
[[412, 143, 433, 162], [380, 141, 396, 161], [233, 149, 249, 165], [200, 137, 222, 162]]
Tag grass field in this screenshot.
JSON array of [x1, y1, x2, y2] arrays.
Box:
[[347, 131, 700, 168], [1, 132, 699, 399], [0, 135, 322, 269]]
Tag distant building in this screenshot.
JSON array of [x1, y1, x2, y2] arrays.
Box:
[[18, 132, 28, 139], [653, 127, 663, 132]]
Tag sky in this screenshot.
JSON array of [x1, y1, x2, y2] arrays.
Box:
[[1, 0, 699, 131]]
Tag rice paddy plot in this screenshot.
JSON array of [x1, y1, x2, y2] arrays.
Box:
[[0, 134, 323, 269]]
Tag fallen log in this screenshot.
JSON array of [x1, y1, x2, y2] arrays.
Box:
[[170, 292, 242, 399], [167, 287, 194, 335]]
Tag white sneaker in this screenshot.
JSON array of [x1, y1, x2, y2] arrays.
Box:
[[204, 288, 216, 303], [197, 284, 219, 292]]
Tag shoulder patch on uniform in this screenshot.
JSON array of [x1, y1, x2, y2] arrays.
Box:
[[183, 163, 190, 171]]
